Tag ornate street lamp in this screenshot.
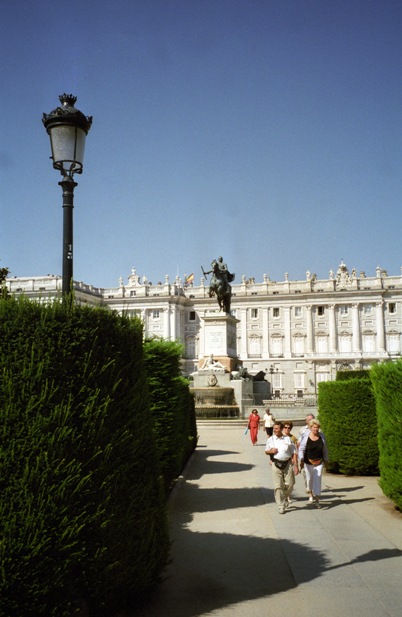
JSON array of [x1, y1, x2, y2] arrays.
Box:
[[43, 94, 92, 296], [268, 364, 278, 399]]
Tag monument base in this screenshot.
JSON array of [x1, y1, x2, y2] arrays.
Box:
[[199, 313, 240, 372]]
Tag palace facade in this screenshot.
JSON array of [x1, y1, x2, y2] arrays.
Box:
[[6, 260, 402, 401]]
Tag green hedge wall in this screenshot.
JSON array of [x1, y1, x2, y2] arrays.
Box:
[[0, 297, 169, 617], [370, 361, 402, 510], [144, 338, 197, 493], [318, 379, 379, 475], [336, 369, 371, 381]]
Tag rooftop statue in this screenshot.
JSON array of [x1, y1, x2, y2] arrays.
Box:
[[202, 256, 235, 313]]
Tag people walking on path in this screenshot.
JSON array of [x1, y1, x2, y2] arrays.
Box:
[[282, 420, 298, 446], [282, 420, 298, 505], [297, 413, 316, 492], [247, 408, 261, 445], [297, 413, 316, 445], [265, 421, 298, 513], [263, 408, 275, 436], [298, 418, 329, 508]]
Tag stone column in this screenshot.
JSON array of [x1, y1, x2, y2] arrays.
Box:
[[164, 306, 171, 339], [328, 304, 337, 353], [199, 313, 206, 359], [170, 305, 177, 341], [284, 306, 291, 357], [376, 301, 385, 352], [240, 308, 248, 358], [352, 304, 361, 352], [262, 307, 269, 356], [306, 305, 314, 353]]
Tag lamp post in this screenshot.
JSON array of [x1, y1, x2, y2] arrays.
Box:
[[43, 94, 92, 296], [268, 364, 278, 399]]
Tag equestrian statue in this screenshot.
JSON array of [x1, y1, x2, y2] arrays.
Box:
[[202, 256, 235, 314]]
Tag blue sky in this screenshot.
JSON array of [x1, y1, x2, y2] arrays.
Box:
[[1, 0, 402, 288]]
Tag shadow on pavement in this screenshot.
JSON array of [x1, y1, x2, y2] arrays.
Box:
[[130, 532, 328, 617], [183, 448, 256, 480], [114, 446, 402, 617], [315, 496, 375, 509], [174, 485, 273, 512], [326, 547, 402, 571]]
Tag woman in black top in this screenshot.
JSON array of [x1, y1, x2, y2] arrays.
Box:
[[298, 419, 329, 508]]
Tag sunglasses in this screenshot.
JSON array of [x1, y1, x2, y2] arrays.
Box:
[[283, 426, 291, 429]]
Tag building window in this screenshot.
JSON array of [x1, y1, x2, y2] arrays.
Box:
[[387, 333, 400, 353], [128, 309, 141, 319], [363, 304, 373, 315], [362, 333, 375, 352], [316, 372, 330, 383], [130, 290, 136, 297], [272, 372, 282, 389], [316, 335, 328, 353], [294, 306, 302, 317], [293, 336, 305, 355], [339, 305, 349, 316], [152, 309, 160, 320], [249, 336, 261, 356], [317, 306, 325, 316], [273, 307, 280, 318], [388, 303, 396, 314], [189, 311, 196, 321], [251, 308, 259, 319], [271, 336, 283, 356], [339, 334, 352, 353], [294, 372, 305, 389]]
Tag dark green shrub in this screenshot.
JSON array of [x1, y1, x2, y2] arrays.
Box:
[[144, 338, 197, 493], [318, 379, 379, 475], [370, 361, 402, 510], [0, 296, 169, 617], [336, 369, 370, 381]]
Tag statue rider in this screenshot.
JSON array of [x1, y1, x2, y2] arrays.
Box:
[[216, 256, 234, 285], [202, 256, 235, 313]]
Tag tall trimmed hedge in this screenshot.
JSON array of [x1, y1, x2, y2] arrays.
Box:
[[370, 361, 402, 510], [318, 379, 379, 475], [0, 296, 169, 617], [144, 338, 197, 493]]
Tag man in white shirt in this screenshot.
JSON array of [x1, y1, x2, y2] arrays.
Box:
[[297, 413, 316, 446], [265, 422, 298, 514]]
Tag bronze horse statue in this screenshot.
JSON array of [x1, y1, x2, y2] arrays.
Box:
[[203, 259, 234, 313]]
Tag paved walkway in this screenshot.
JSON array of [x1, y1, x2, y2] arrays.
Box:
[[133, 423, 402, 617]]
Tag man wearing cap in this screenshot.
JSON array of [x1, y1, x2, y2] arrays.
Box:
[[265, 421, 298, 514]]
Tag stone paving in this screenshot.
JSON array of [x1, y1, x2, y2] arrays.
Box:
[[132, 423, 402, 617]]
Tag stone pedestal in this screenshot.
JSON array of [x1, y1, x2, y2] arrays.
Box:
[[191, 312, 249, 418], [199, 313, 239, 372]]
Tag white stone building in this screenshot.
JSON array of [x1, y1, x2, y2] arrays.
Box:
[[6, 261, 402, 404]]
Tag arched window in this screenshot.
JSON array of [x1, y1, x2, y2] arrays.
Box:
[[248, 335, 262, 357], [316, 332, 328, 353], [387, 332, 400, 354], [362, 331, 375, 352], [293, 334, 305, 356], [271, 335, 283, 356], [339, 332, 352, 353]]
